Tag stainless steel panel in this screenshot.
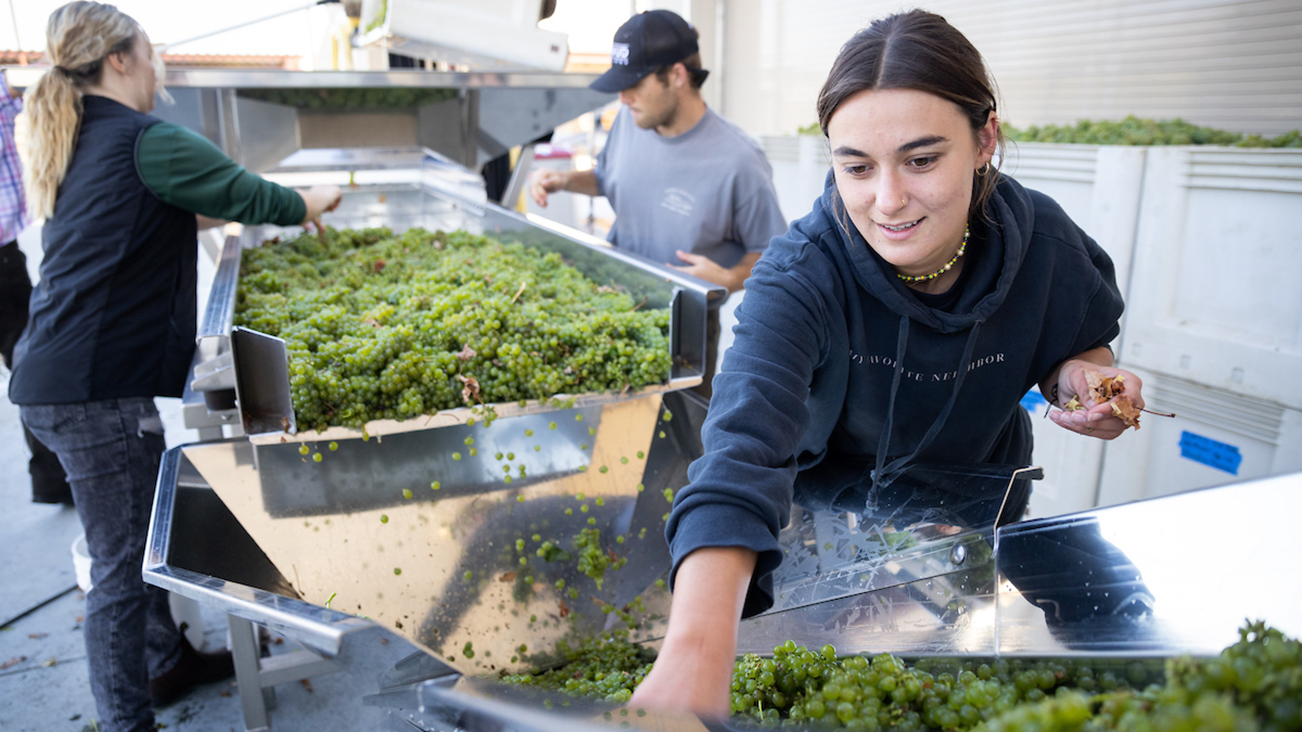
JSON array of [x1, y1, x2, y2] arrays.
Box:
[[198, 234, 241, 341], [233, 95, 300, 174], [478, 87, 615, 160], [230, 327, 295, 436], [172, 391, 709, 678]]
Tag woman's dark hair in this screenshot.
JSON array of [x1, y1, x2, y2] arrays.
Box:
[[816, 10, 1004, 218]]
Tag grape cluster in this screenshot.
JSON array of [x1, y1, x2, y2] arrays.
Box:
[[234, 227, 672, 432], [574, 528, 628, 590], [1002, 117, 1301, 148], [501, 621, 1301, 732]]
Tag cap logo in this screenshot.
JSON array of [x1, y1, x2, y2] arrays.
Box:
[[611, 42, 631, 65]]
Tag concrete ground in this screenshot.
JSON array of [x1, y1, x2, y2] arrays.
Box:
[[0, 226, 380, 732]]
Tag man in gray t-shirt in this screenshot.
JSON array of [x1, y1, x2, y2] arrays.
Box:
[[529, 9, 785, 295]]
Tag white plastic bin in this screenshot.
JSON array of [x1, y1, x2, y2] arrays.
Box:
[[1097, 367, 1302, 506]]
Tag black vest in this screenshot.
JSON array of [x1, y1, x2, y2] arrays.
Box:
[[10, 96, 197, 404]]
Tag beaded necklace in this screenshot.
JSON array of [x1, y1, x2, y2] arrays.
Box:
[[896, 225, 970, 283]]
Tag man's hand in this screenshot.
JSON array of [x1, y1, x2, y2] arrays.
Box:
[[528, 169, 568, 208], [1046, 360, 1145, 439], [299, 184, 343, 236], [668, 250, 760, 293]]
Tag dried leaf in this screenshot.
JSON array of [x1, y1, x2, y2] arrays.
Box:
[[1063, 396, 1084, 411], [457, 374, 481, 404], [1110, 396, 1143, 430], [456, 344, 477, 361], [1084, 369, 1140, 429], [27, 633, 47, 640], [499, 572, 517, 582], [0, 656, 25, 670], [559, 599, 570, 618], [300, 679, 314, 693]]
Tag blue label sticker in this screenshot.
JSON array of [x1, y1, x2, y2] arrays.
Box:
[[1020, 389, 1048, 414], [1179, 431, 1242, 475]]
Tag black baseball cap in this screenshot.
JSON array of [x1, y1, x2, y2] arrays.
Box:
[[590, 10, 707, 93]]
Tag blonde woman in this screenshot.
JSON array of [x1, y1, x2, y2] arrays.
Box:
[[9, 4, 339, 730]]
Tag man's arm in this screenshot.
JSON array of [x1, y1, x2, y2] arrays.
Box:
[[528, 169, 601, 207], [670, 250, 761, 293]]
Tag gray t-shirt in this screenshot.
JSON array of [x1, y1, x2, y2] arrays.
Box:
[[594, 107, 787, 269]]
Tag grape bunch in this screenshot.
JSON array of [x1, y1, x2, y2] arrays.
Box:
[[574, 527, 628, 590], [234, 227, 673, 432], [1002, 116, 1301, 148], [500, 621, 1301, 732]]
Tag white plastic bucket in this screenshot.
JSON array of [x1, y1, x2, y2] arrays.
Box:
[[70, 533, 206, 649]]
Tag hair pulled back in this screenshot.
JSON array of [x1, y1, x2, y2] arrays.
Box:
[[816, 10, 1004, 218], [21, 2, 143, 220]]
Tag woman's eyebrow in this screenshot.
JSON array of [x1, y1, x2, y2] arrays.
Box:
[[832, 135, 949, 158], [898, 135, 948, 153]]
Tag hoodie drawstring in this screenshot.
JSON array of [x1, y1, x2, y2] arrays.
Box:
[[872, 317, 985, 489]]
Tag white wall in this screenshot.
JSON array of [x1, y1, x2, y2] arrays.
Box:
[[719, 0, 1302, 137]]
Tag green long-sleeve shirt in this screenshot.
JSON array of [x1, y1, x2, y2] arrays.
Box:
[[136, 121, 306, 225]]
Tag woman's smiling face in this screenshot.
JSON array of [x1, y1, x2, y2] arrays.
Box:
[[827, 87, 996, 281]]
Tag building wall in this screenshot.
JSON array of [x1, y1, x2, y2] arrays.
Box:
[[713, 0, 1302, 138]]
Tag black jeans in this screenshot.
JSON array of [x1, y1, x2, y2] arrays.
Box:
[[21, 398, 183, 732], [1, 239, 70, 501]]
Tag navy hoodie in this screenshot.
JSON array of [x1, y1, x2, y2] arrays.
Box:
[[665, 173, 1124, 617]]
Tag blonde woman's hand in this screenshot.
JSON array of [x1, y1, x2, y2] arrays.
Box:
[[299, 185, 342, 233]]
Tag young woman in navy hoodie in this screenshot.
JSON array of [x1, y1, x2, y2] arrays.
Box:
[[631, 9, 1146, 715]]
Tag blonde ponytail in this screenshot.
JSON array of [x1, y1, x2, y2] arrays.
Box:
[[19, 2, 142, 221]]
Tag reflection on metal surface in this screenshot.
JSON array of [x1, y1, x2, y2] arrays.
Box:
[[180, 392, 713, 676], [997, 472, 1302, 656], [741, 463, 1038, 654]]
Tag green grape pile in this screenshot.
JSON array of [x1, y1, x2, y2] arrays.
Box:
[[501, 621, 1301, 732], [502, 636, 654, 704], [1002, 117, 1302, 148], [235, 227, 672, 431]]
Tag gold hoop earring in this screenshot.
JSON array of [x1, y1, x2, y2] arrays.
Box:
[[977, 162, 991, 176]]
